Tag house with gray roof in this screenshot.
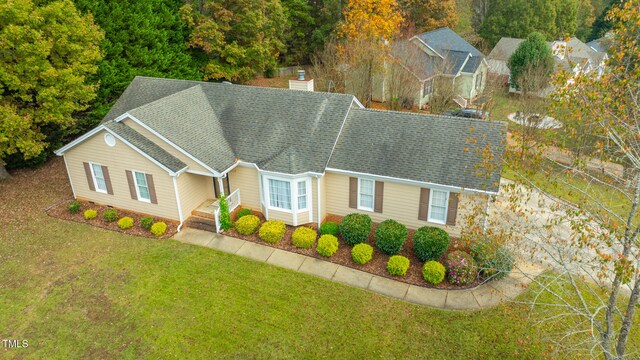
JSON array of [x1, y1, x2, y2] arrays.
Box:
[[375, 27, 488, 109], [56, 76, 505, 235], [487, 37, 608, 92]]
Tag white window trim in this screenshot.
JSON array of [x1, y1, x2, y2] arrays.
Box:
[[132, 170, 151, 203], [296, 179, 309, 211], [427, 189, 449, 225], [357, 178, 375, 212], [266, 176, 293, 213], [89, 162, 108, 194]]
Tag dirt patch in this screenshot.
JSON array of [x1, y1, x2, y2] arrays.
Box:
[[47, 199, 178, 239], [224, 214, 485, 290]]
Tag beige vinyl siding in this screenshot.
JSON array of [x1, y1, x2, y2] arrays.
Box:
[[268, 209, 294, 223], [177, 173, 213, 219], [324, 172, 483, 236], [297, 210, 311, 225], [64, 130, 179, 220], [228, 165, 261, 210], [122, 118, 211, 174]]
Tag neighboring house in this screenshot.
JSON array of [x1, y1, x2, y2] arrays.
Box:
[[55, 76, 505, 236], [487, 37, 608, 92], [586, 36, 612, 54], [374, 27, 488, 109]]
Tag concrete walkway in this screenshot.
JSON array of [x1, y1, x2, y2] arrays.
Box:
[[173, 228, 543, 310]]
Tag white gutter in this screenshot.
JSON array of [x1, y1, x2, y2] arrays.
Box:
[[172, 176, 184, 232], [316, 175, 321, 226]]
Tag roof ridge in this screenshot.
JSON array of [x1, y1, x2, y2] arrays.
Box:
[[125, 84, 205, 116], [351, 107, 507, 126]]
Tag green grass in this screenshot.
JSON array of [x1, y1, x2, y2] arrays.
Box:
[[1, 159, 638, 359]]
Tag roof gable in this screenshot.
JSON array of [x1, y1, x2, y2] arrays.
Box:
[[416, 27, 483, 57]]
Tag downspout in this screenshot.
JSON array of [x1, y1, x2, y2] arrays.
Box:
[[482, 194, 492, 233], [217, 176, 225, 196], [316, 175, 322, 226], [173, 175, 184, 232]]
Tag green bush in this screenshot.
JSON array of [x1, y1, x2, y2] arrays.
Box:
[[237, 208, 252, 218], [387, 255, 410, 276], [319, 221, 339, 236], [445, 251, 477, 286], [103, 209, 118, 222], [317, 234, 338, 257], [150, 222, 167, 237], [117, 217, 134, 230], [259, 220, 286, 244], [219, 195, 232, 231], [291, 227, 317, 249], [422, 261, 446, 285], [472, 241, 514, 280], [339, 213, 372, 245], [351, 243, 373, 264], [84, 209, 97, 220], [413, 226, 450, 262], [375, 219, 408, 255], [234, 214, 261, 235], [67, 201, 81, 214], [140, 216, 154, 230]]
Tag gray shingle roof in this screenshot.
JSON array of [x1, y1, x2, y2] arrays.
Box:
[[104, 121, 187, 173], [400, 28, 484, 79], [328, 109, 506, 193], [114, 77, 355, 174]]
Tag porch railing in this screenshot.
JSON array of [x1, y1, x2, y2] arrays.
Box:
[[213, 189, 241, 233]]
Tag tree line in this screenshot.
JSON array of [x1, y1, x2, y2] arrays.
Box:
[[0, 0, 612, 175]]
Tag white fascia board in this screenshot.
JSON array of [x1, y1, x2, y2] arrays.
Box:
[[104, 128, 182, 177], [456, 54, 472, 76], [118, 112, 222, 177], [54, 125, 106, 155], [222, 160, 323, 178], [352, 97, 365, 109], [325, 167, 499, 196], [411, 36, 444, 59], [186, 169, 216, 177]]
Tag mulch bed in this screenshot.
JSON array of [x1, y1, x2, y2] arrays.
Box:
[[225, 211, 485, 290], [47, 199, 178, 239]]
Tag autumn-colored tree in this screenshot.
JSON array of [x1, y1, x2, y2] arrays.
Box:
[[0, 0, 103, 179], [339, 0, 404, 107], [482, 1, 640, 357], [180, 0, 286, 82], [398, 0, 458, 32]]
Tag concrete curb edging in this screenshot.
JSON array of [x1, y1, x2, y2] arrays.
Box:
[[173, 228, 544, 310]]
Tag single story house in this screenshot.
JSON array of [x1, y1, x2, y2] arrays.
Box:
[[487, 37, 608, 92], [55, 76, 505, 235], [374, 27, 489, 109]]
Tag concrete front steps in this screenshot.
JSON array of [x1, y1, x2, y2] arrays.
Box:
[[184, 216, 216, 232]]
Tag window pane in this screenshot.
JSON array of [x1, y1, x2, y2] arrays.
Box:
[[297, 181, 307, 209], [91, 164, 107, 191], [429, 190, 448, 223], [269, 179, 291, 210], [135, 172, 150, 201], [359, 179, 374, 209]]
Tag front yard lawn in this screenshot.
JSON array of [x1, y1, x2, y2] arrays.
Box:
[[1, 158, 637, 359]]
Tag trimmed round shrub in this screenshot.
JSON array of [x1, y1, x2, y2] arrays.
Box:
[[387, 255, 410, 276], [259, 220, 286, 244], [472, 241, 515, 280], [445, 251, 478, 286], [339, 213, 372, 245], [84, 209, 97, 220], [413, 226, 450, 262], [422, 261, 446, 285], [237, 208, 252, 219], [151, 222, 167, 237], [292, 227, 317, 249], [140, 216, 154, 230], [351, 243, 373, 265], [319, 221, 339, 236], [67, 201, 81, 214], [234, 215, 260, 235], [317, 234, 338, 257], [103, 209, 118, 222], [117, 217, 134, 230], [375, 219, 408, 255]]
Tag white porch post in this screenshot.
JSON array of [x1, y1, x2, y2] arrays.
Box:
[[217, 176, 225, 196]]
